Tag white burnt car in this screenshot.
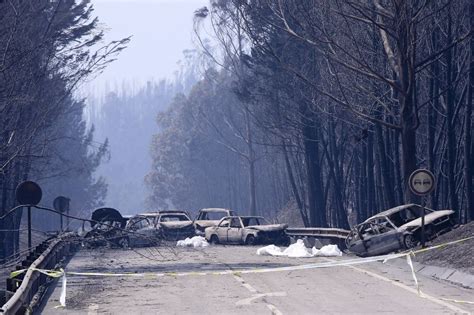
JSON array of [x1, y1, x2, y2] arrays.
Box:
[[205, 216, 289, 245], [194, 208, 235, 236], [346, 204, 456, 257]]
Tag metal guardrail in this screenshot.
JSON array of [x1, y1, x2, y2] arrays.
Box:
[[0, 234, 77, 314], [286, 227, 350, 240]]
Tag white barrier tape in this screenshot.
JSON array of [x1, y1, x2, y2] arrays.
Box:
[[406, 254, 474, 305], [439, 298, 474, 305], [60, 269, 66, 307], [406, 254, 421, 296]]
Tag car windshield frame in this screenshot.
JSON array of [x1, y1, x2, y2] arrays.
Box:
[[241, 217, 270, 227], [197, 211, 230, 221], [385, 205, 434, 227], [159, 214, 190, 222], [128, 217, 151, 230]]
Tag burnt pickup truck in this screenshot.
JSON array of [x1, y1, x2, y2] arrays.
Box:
[[346, 204, 456, 257], [205, 216, 289, 245], [194, 208, 235, 236]]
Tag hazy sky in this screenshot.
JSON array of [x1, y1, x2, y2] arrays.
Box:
[[87, 0, 207, 93]]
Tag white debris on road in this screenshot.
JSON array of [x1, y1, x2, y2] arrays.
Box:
[[177, 236, 210, 248], [256, 244, 286, 256], [312, 244, 343, 257], [257, 239, 342, 258], [282, 239, 314, 258]]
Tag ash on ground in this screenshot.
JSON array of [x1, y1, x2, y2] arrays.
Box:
[[414, 221, 474, 274]]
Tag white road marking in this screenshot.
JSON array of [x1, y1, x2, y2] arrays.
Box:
[[233, 274, 257, 293], [232, 272, 285, 313], [267, 303, 284, 315], [236, 292, 287, 306], [321, 258, 469, 314]]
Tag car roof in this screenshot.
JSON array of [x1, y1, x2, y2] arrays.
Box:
[[223, 215, 264, 219], [199, 208, 234, 212], [363, 204, 418, 222], [139, 210, 189, 216]]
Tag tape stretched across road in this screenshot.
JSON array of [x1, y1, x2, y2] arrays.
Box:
[[6, 236, 474, 309]]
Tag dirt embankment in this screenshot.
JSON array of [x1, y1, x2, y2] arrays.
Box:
[[414, 221, 474, 274]]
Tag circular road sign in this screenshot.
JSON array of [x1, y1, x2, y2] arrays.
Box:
[[408, 169, 435, 196], [16, 181, 42, 205], [53, 196, 70, 213]]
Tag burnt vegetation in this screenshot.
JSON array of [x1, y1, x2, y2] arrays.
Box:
[[147, 0, 474, 229], [0, 0, 129, 262], [1, 0, 473, 265]]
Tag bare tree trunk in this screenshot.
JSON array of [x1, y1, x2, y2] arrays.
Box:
[[465, 0, 474, 221], [375, 123, 395, 208], [445, 9, 460, 213], [282, 141, 309, 226], [245, 109, 257, 216], [359, 145, 368, 221], [303, 121, 327, 227], [327, 120, 350, 229], [428, 25, 440, 210], [366, 128, 376, 216]]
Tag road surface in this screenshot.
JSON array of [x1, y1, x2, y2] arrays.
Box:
[[40, 245, 474, 314]]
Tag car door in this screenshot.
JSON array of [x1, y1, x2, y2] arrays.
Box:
[[227, 218, 243, 243], [372, 218, 403, 254], [216, 219, 230, 243], [347, 223, 371, 255], [126, 218, 140, 246], [129, 218, 147, 246], [363, 219, 400, 256], [355, 221, 382, 256], [138, 218, 155, 246]]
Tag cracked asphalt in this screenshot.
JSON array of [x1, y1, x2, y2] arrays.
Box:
[[39, 245, 474, 314]]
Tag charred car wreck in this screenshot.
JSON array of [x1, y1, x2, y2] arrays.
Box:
[[205, 216, 289, 245], [152, 210, 195, 241], [194, 208, 235, 236], [83, 207, 127, 248], [346, 204, 456, 257], [119, 215, 160, 248]]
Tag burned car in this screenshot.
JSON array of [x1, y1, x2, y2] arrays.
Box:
[[143, 210, 195, 241], [118, 215, 160, 248], [205, 216, 288, 245], [346, 204, 456, 257], [83, 207, 127, 248], [194, 208, 235, 236]]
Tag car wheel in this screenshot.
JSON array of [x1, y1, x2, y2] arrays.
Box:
[[210, 235, 219, 245], [403, 234, 417, 249], [245, 235, 256, 245], [118, 237, 130, 249]]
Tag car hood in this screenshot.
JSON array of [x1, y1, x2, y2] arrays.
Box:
[[246, 224, 288, 232], [194, 220, 220, 228], [400, 210, 454, 230], [160, 221, 194, 229]]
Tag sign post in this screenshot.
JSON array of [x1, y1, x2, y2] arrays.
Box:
[[53, 196, 70, 232], [15, 181, 42, 249], [408, 169, 435, 248]]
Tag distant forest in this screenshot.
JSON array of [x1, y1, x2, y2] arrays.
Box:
[[86, 48, 202, 214]]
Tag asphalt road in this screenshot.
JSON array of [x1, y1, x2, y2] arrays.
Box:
[[40, 244, 474, 314]]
